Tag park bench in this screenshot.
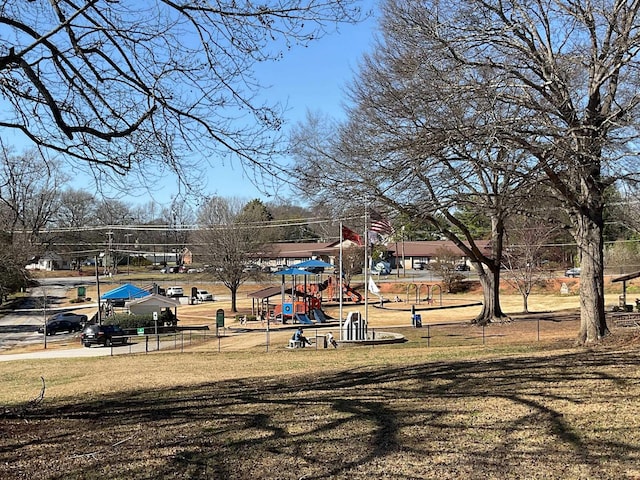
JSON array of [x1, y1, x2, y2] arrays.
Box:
[[609, 312, 640, 328], [288, 339, 303, 348]]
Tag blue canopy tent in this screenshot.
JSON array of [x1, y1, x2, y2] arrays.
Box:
[[101, 283, 150, 307], [292, 259, 334, 270], [273, 267, 314, 277]]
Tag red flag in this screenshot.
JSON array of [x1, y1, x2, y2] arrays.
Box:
[[341, 225, 363, 246]]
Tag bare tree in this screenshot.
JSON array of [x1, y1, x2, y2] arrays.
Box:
[[195, 196, 271, 312], [0, 146, 63, 246], [292, 0, 640, 343], [54, 189, 99, 268], [0, 1, 363, 192], [429, 247, 466, 294], [341, 244, 364, 285], [502, 218, 559, 313], [395, 0, 640, 344], [290, 94, 530, 326]]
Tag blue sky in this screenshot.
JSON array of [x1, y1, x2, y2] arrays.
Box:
[[154, 5, 381, 206], [4, 3, 380, 208]]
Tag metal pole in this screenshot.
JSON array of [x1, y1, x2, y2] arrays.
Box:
[[339, 222, 344, 340], [266, 314, 270, 352], [364, 202, 369, 326], [43, 287, 47, 349], [95, 255, 102, 325], [402, 226, 406, 278]]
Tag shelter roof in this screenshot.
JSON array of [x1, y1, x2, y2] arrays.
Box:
[[612, 271, 640, 283], [247, 286, 284, 299]]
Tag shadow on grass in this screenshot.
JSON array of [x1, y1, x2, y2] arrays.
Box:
[[2, 349, 640, 479]]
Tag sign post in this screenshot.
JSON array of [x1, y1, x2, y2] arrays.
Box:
[[153, 311, 159, 350], [216, 309, 224, 352]]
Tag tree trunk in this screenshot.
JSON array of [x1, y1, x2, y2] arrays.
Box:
[[231, 286, 238, 313], [574, 213, 608, 345], [474, 265, 508, 325], [522, 293, 529, 313]]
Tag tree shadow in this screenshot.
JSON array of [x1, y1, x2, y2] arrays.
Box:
[[2, 349, 640, 479]]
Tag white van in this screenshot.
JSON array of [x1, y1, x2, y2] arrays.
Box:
[[166, 286, 184, 297], [196, 289, 214, 301]]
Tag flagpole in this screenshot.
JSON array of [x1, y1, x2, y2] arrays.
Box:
[[364, 203, 369, 326], [339, 222, 344, 340], [402, 226, 406, 278]]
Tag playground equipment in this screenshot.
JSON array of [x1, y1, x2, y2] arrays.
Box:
[[323, 276, 363, 302], [418, 283, 443, 306], [405, 283, 443, 305]]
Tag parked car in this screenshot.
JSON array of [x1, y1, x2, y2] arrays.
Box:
[[413, 261, 425, 270], [565, 267, 581, 278], [166, 286, 184, 297], [196, 289, 214, 301], [80, 324, 128, 347], [302, 266, 325, 274], [455, 264, 471, 271], [47, 311, 88, 325], [243, 264, 260, 273], [38, 319, 84, 335]]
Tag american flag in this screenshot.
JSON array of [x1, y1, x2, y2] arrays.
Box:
[[370, 210, 394, 236]]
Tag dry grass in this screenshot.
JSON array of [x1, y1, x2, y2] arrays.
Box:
[[2, 275, 640, 479], [2, 333, 640, 479]]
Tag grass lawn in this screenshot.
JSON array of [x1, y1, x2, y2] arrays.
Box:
[[2, 274, 640, 478]]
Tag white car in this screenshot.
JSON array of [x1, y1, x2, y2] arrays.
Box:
[[196, 289, 214, 301], [565, 267, 581, 278], [166, 286, 184, 297]]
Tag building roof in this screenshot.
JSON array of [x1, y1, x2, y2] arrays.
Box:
[[260, 242, 335, 259], [394, 240, 491, 257]]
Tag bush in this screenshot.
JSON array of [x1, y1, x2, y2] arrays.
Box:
[[445, 273, 470, 294], [104, 310, 177, 329]]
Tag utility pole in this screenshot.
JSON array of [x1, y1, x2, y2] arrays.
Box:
[[105, 231, 113, 275], [124, 233, 133, 274]]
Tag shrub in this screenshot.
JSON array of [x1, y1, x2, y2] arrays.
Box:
[[104, 310, 178, 329]]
